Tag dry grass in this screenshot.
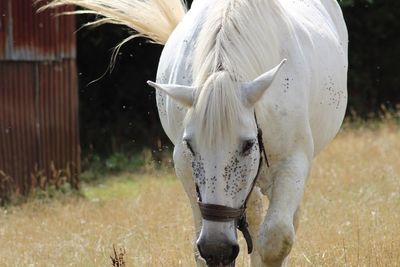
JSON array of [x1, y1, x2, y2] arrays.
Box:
[[0, 122, 399, 266], [292, 122, 400, 266]]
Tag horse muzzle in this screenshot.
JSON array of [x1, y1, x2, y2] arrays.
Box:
[[196, 230, 239, 266]]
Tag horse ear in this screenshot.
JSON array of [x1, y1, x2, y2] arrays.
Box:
[[241, 59, 287, 106], [147, 81, 195, 107]]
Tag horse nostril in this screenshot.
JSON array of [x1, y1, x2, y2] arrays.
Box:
[[222, 243, 239, 265], [231, 243, 240, 260]]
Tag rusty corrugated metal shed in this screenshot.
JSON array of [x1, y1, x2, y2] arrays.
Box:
[[0, 0, 79, 198], [0, 0, 75, 61]]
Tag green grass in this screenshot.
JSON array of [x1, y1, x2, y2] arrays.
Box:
[[82, 176, 142, 201], [81, 172, 177, 201]]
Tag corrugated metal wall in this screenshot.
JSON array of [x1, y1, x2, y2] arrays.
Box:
[[0, 0, 79, 199], [0, 0, 76, 60]]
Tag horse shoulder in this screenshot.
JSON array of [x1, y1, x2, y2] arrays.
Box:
[[274, 0, 348, 156]]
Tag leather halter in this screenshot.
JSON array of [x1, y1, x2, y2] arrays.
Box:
[[196, 113, 268, 254]]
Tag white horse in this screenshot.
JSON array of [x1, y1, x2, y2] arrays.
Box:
[[43, 0, 348, 266]]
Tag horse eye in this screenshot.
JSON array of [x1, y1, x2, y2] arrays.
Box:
[[242, 140, 255, 155], [184, 140, 195, 155]]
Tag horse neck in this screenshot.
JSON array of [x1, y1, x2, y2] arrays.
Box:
[[193, 0, 284, 84]]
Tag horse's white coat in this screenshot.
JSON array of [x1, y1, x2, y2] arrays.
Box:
[[43, 0, 347, 265], [155, 0, 348, 266]]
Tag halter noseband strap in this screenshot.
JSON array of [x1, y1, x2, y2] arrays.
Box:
[[196, 112, 268, 254], [198, 202, 245, 222]]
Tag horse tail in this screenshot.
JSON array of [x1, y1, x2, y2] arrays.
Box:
[[39, 0, 187, 45]]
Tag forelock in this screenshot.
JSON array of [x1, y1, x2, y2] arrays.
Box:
[[185, 71, 246, 148]]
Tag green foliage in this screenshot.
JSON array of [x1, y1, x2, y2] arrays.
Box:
[[105, 152, 144, 172], [80, 152, 145, 183], [339, 0, 374, 7], [80, 146, 173, 183]]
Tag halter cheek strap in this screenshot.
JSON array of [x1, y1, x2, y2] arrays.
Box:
[[196, 112, 268, 254], [256, 116, 269, 168]]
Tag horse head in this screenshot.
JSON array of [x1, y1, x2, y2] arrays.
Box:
[[148, 59, 285, 266]]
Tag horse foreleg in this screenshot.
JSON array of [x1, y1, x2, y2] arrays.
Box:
[[246, 187, 265, 267], [257, 152, 310, 267]]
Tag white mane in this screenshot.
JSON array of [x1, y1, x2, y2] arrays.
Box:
[[187, 71, 245, 147], [188, 0, 289, 146]]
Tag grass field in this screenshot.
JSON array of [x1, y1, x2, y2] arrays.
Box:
[[0, 122, 400, 266]]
